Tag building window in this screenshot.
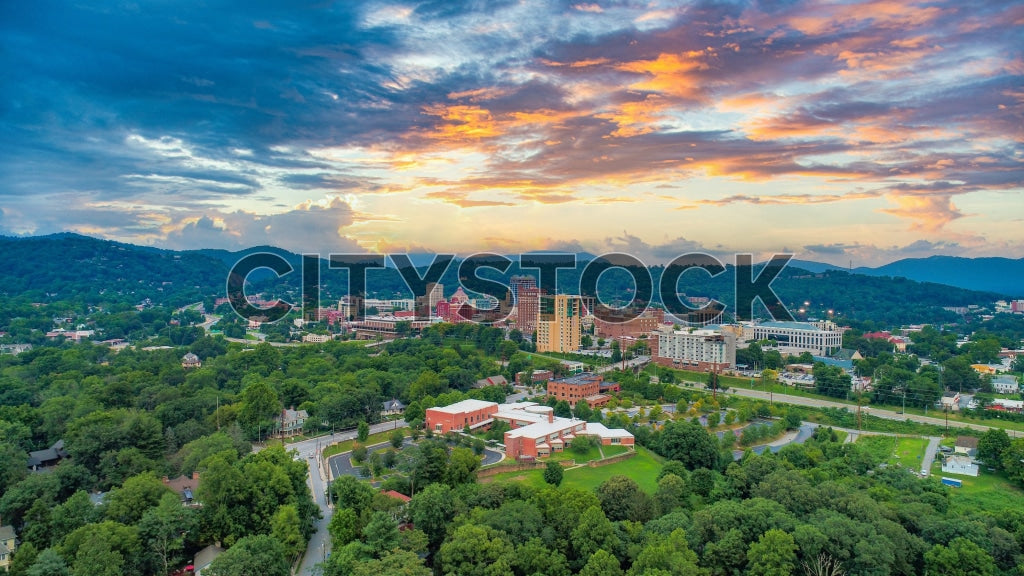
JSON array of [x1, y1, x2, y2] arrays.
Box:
[[611, 438, 621, 444]]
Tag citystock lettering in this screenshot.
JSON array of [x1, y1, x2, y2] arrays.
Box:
[[225, 252, 795, 325]]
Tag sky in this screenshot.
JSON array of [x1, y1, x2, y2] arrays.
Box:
[[1, 0, 1022, 267]]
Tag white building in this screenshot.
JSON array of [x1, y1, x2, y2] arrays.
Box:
[[746, 321, 843, 356], [653, 325, 736, 372], [941, 454, 979, 477], [992, 375, 1020, 395]]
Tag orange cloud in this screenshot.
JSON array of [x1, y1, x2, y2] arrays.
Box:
[[616, 51, 713, 101], [880, 190, 964, 232]]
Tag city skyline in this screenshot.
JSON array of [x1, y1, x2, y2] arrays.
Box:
[[1, 0, 1022, 266]]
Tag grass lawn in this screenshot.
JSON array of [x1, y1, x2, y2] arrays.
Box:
[[322, 428, 409, 459], [483, 447, 664, 493], [856, 435, 896, 465], [548, 445, 602, 463], [833, 429, 849, 443], [888, 436, 928, 468], [942, 467, 1024, 513], [601, 445, 630, 457]]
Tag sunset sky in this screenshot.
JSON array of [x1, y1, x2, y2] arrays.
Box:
[[1, 0, 1021, 266]]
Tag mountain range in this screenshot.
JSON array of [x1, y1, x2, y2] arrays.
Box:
[[791, 256, 1024, 296], [0, 235, 1018, 327]]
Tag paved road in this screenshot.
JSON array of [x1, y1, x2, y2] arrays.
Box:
[[289, 419, 406, 576], [921, 436, 942, 477], [709, 385, 1007, 434], [731, 423, 818, 459]]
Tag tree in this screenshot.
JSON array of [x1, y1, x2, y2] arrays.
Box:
[[389, 429, 404, 449], [105, 472, 173, 525], [446, 447, 480, 485], [515, 537, 570, 576], [329, 507, 361, 548], [205, 534, 290, 576], [26, 548, 70, 576], [72, 533, 124, 576], [270, 504, 305, 560], [238, 378, 281, 439], [544, 461, 564, 486], [579, 549, 624, 576], [357, 421, 370, 443], [923, 537, 996, 576], [363, 511, 399, 557], [350, 549, 431, 576], [597, 475, 654, 522], [655, 473, 688, 514], [570, 506, 620, 569], [978, 428, 1011, 468], [437, 524, 515, 576], [139, 492, 198, 576], [626, 528, 701, 575], [409, 483, 455, 550], [611, 341, 622, 363], [8, 541, 39, 576], [747, 529, 798, 576], [658, 421, 719, 471]]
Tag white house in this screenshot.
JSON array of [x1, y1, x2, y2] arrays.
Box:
[[941, 454, 979, 477], [992, 375, 1020, 395]]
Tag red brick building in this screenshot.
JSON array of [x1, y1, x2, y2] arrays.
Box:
[[425, 399, 498, 434], [547, 373, 603, 404]]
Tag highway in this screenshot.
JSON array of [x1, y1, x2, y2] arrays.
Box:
[[715, 385, 1009, 434]]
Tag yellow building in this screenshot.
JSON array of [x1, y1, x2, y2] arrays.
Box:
[[536, 294, 581, 353], [0, 524, 16, 572]]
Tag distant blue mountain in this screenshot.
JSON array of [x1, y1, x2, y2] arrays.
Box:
[[853, 256, 1024, 297], [788, 256, 1024, 297]]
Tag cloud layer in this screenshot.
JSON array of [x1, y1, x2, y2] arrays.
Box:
[[1, 0, 1021, 264]]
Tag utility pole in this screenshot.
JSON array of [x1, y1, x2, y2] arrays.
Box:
[[856, 394, 863, 432]]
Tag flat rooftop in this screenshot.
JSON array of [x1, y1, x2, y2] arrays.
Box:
[[426, 399, 497, 414]]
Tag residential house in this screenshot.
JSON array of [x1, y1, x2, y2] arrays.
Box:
[[954, 436, 979, 458], [992, 375, 1020, 395], [193, 544, 226, 576], [942, 454, 979, 477], [0, 524, 16, 573], [941, 392, 961, 411], [382, 399, 406, 417], [163, 472, 202, 507], [27, 439, 68, 471], [275, 408, 308, 438], [474, 375, 508, 389], [181, 352, 202, 369]]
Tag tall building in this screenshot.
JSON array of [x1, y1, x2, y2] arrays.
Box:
[[516, 286, 540, 336], [510, 275, 537, 301], [536, 294, 582, 353], [652, 325, 736, 372]]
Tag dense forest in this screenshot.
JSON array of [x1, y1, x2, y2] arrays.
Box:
[[0, 234, 1005, 327], [1, 320, 1023, 575]]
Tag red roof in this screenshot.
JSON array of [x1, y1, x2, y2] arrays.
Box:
[[382, 489, 411, 502]]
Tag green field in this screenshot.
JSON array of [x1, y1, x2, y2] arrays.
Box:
[[888, 436, 929, 468], [484, 447, 664, 493], [940, 466, 1024, 513]]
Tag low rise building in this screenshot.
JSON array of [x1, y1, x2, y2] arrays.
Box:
[[653, 325, 736, 372], [992, 375, 1020, 395], [424, 399, 633, 459], [0, 523, 16, 573], [942, 454, 979, 477], [274, 407, 308, 437]]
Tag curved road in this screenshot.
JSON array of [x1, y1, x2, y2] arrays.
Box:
[[287, 419, 406, 576]]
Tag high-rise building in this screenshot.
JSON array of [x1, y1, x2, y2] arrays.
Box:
[[516, 286, 540, 336], [536, 294, 582, 353], [510, 275, 537, 301]]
